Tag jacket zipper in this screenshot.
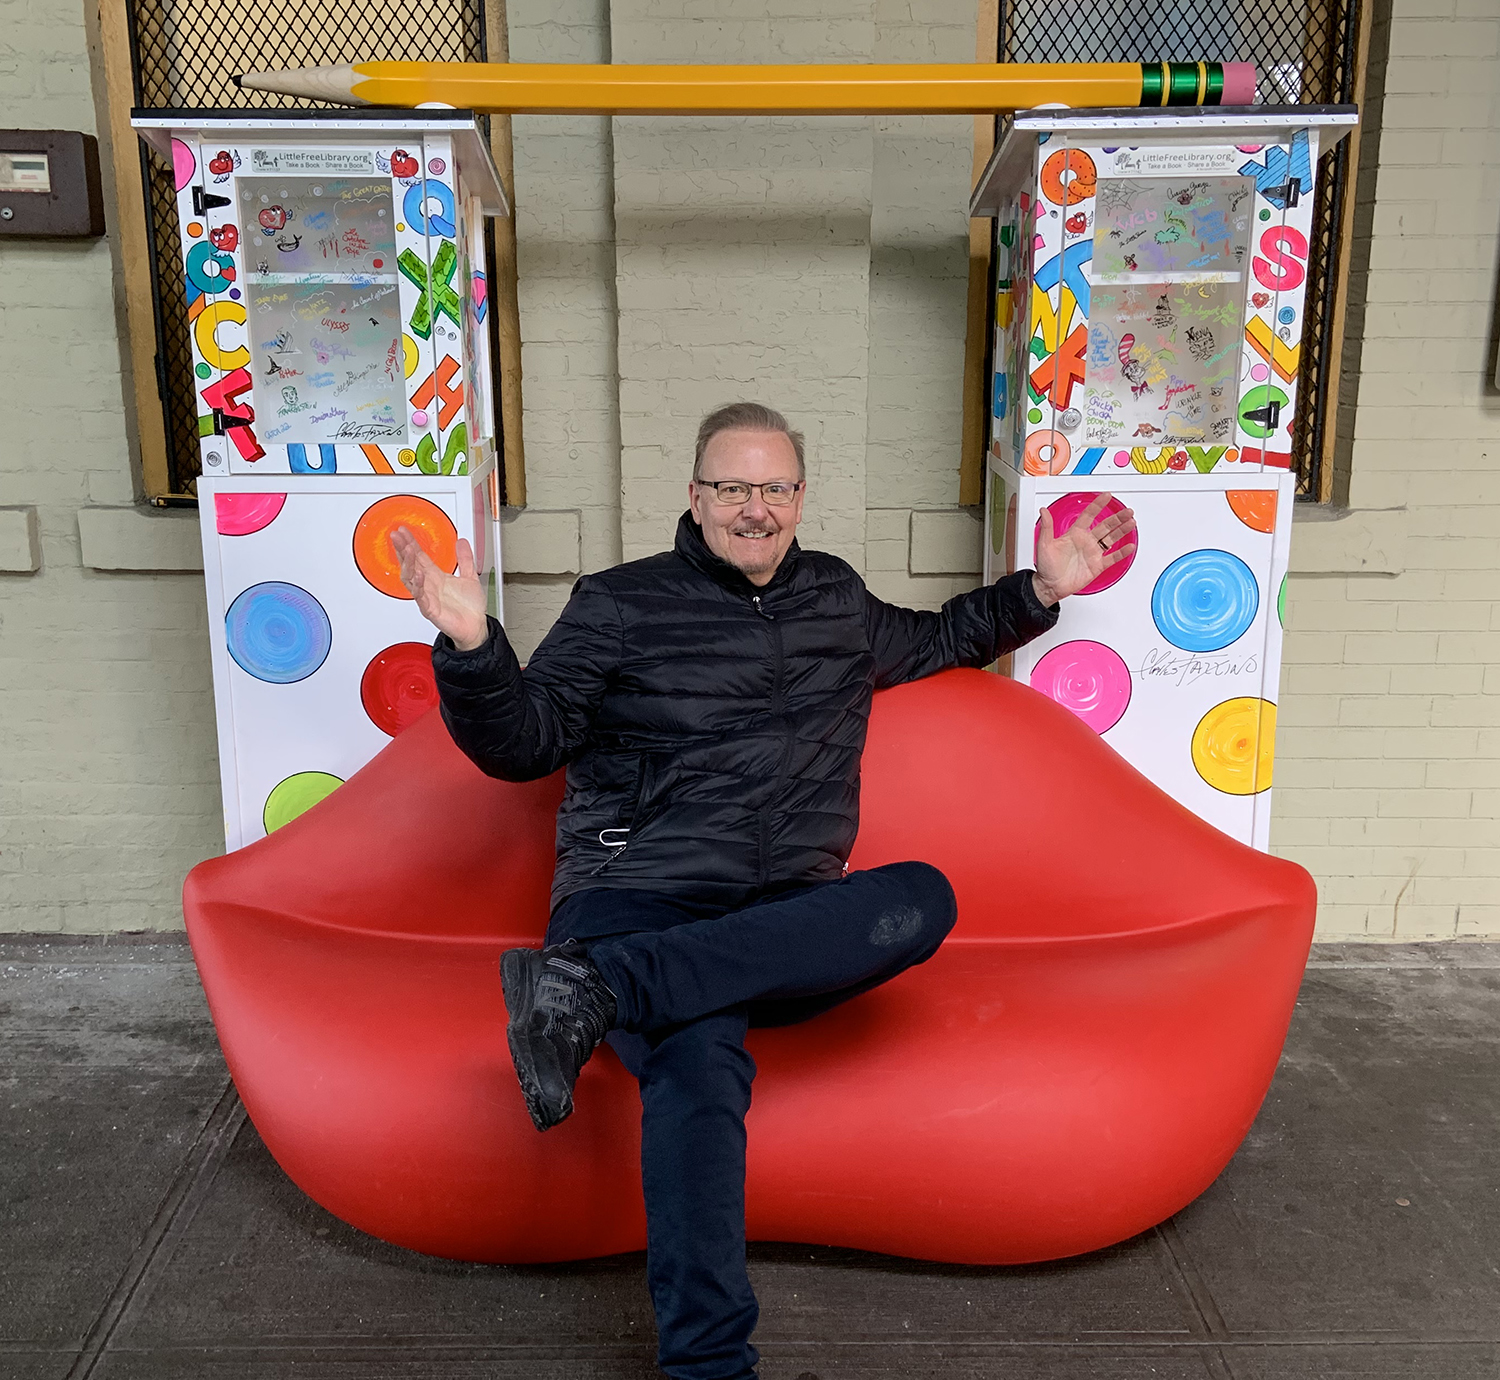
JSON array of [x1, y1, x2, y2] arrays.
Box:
[[754, 592, 792, 887], [591, 749, 658, 875]]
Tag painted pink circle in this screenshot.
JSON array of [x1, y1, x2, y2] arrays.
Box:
[[1034, 492, 1137, 595], [171, 138, 196, 192], [215, 491, 287, 536], [427, 157, 446, 175], [1113, 450, 1131, 467], [412, 409, 430, 428], [1250, 362, 1270, 382], [1030, 639, 1132, 734]]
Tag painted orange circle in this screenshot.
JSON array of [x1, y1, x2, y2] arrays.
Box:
[[186, 221, 204, 237], [1040, 149, 1097, 206], [353, 495, 457, 600], [1023, 429, 1071, 475], [1227, 489, 1277, 533]]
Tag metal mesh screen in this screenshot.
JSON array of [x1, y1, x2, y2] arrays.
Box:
[[128, 0, 486, 497], [998, 0, 1360, 498]]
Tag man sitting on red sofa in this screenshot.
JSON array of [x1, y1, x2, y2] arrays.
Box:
[[394, 401, 1134, 1380]]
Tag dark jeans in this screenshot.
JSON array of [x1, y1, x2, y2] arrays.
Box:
[[545, 861, 958, 1380]]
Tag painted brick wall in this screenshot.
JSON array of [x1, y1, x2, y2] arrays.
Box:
[[502, 0, 624, 655], [0, 0, 225, 932], [1269, 0, 1500, 938], [609, 0, 878, 568]]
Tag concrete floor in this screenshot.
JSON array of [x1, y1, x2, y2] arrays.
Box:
[[3, 936, 1498, 1380]]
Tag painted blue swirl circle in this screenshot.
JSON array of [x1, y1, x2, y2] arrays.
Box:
[[225, 582, 332, 684], [1151, 550, 1259, 653]]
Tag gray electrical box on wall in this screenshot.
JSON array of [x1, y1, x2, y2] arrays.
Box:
[[0, 130, 105, 238]]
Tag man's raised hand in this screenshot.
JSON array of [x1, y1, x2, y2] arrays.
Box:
[[1032, 492, 1138, 606], [392, 525, 489, 652]]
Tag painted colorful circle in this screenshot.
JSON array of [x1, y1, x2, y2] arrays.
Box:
[[1192, 697, 1276, 795], [352, 495, 457, 600], [1039, 148, 1097, 205], [195, 362, 211, 379], [1023, 428, 1070, 476], [402, 333, 419, 378], [1238, 384, 1290, 440], [1030, 640, 1132, 734], [215, 491, 287, 536], [1034, 492, 1136, 595], [224, 582, 332, 684], [186, 240, 237, 296], [1227, 489, 1277, 533], [403, 179, 456, 237], [1278, 572, 1286, 626], [1278, 306, 1296, 324], [1151, 550, 1259, 652], [263, 770, 344, 835], [171, 138, 196, 192], [1027, 407, 1043, 424], [361, 642, 439, 737]]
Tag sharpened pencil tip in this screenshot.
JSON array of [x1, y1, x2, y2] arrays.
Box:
[[232, 74, 243, 89]]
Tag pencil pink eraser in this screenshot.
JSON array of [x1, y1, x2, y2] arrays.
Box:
[[1220, 63, 1257, 106]]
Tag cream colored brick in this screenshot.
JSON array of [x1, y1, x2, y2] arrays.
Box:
[[1285, 662, 1390, 695], [1388, 663, 1487, 694], [1337, 697, 1432, 727], [500, 509, 581, 575], [1457, 906, 1500, 936], [1389, 17, 1499, 58], [908, 509, 982, 576], [0, 506, 41, 573]]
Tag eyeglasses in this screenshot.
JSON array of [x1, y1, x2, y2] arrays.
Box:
[[696, 479, 803, 506]]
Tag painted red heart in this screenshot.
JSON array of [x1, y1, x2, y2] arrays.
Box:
[[1251, 292, 1270, 309], [209, 224, 238, 252], [259, 206, 288, 232], [390, 149, 419, 179], [209, 150, 233, 175], [1065, 212, 1086, 234]]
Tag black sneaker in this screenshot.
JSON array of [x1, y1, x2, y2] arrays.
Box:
[[499, 942, 618, 1131]]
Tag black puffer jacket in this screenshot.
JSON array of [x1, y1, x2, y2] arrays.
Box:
[[432, 512, 1058, 911]]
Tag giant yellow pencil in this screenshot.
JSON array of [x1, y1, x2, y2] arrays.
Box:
[[235, 61, 1257, 115]]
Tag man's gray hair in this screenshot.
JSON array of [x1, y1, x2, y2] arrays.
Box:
[[693, 402, 806, 482]]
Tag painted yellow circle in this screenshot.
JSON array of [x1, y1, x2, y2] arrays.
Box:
[[1192, 697, 1276, 796], [396, 222, 406, 232], [402, 333, 419, 379], [263, 770, 344, 835], [396, 447, 417, 467]]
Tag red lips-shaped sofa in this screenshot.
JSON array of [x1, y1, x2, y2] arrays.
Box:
[[182, 668, 1315, 1265]]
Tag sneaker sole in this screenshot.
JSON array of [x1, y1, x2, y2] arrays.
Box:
[[500, 949, 572, 1133]]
